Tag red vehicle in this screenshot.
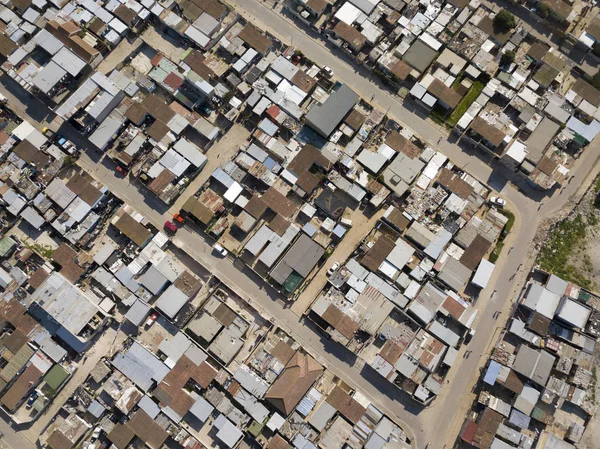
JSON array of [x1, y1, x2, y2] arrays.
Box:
[[145, 313, 158, 328], [115, 164, 128, 175], [164, 220, 177, 233], [173, 213, 185, 223]]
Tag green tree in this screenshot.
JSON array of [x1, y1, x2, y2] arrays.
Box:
[[537, 3, 549, 19], [500, 50, 516, 67], [494, 9, 516, 33]]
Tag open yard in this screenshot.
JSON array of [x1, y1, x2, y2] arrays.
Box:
[[539, 180, 600, 292]]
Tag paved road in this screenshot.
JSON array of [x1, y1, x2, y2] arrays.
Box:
[[0, 13, 599, 448], [214, 1, 600, 446], [0, 408, 37, 449]]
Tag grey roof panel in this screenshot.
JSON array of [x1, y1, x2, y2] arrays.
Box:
[[305, 84, 359, 137], [111, 341, 170, 391]]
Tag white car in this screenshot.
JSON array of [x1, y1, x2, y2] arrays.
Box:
[[321, 66, 334, 78], [327, 262, 340, 276], [489, 196, 506, 207], [213, 243, 228, 257]]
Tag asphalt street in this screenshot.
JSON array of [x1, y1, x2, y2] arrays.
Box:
[[0, 8, 599, 447], [220, 1, 600, 445], [0, 409, 36, 449]]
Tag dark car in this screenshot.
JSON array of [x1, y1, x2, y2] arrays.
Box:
[[26, 391, 38, 409]]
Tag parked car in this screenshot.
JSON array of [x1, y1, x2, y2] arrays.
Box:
[[26, 391, 38, 409], [465, 328, 476, 344], [145, 313, 158, 328], [115, 164, 129, 175], [213, 243, 228, 257], [327, 262, 340, 276], [164, 221, 177, 233], [321, 66, 334, 78], [489, 196, 506, 208], [173, 212, 185, 224]]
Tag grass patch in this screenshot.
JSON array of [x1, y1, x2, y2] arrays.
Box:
[[538, 214, 593, 289], [594, 175, 600, 192], [447, 81, 485, 128], [24, 241, 54, 260], [489, 241, 504, 263], [500, 209, 515, 234], [488, 208, 515, 262]]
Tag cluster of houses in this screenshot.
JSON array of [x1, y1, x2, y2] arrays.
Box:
[[0, 117, 414, 449], [304, 155, 510, 404], [31, 271, 413, 449], [458, 270, 600, 449], [289, 0, 600, 190]]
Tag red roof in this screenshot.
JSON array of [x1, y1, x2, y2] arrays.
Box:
[[461, 421, 478, 444], [164, 72, 184, 90], [150, 54, 163, 66]]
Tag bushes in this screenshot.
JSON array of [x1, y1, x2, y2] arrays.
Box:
[[447, 81, 485, 127], [500, 209, 516, 234], [500, 50, 516, 67], [494, 10, 516, 33], [538, 214, 592, 289], [537, 3, 549, 19]]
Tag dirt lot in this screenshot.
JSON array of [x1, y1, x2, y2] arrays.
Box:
[[141, 26, 187, 61], [538, 184, 600, 293], [169, 124, 251, 215]]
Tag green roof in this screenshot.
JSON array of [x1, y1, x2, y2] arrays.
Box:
[[283, 271, 303, 294], [0, 237, 15, 258], [0, 345, 34, 382], [43, 365, 69, 391], [247, 420, 264, 437]]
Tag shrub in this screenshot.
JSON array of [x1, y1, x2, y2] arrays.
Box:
[[494, 9, 516, 33], [500, 50, 516, 67]]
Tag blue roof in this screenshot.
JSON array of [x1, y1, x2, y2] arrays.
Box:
[[333, 224, 347, 238], [509, 408, 531, 429], [484, 360, 501, 386]]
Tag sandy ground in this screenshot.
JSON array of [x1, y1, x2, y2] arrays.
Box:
[[97, 37, 142, 75], [168, 124, 251, 216], [141, 26, 187, 62], [290, 207, 385, 316], [564, 189, 600, 292]]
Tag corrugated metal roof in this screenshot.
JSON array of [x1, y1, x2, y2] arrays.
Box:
[[306, 401, 336, 431], [53, 47, 87, 76], [138, 395, 161, 419], [245, 224, 275, 256], [125, 299, 150, 326], [233, 365, 269, 398], [428, 321, 460, 348], [484, 360, 501, 386], [508, 408, 530, 429], [305, 84, 359, 137], [112, 341, 170, 392], [20, 206, 45, 230], [32, 61, 66, 91], [155, 285, 189, 319], [0, 344, 34, 382]]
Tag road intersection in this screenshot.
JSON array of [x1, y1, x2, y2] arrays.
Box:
[[0, 5, 598, 446]]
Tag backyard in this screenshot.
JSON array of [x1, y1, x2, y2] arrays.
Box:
[[429, 79, 486, 129]]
